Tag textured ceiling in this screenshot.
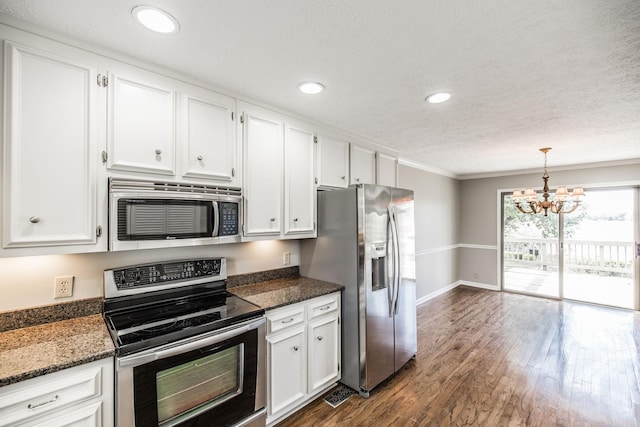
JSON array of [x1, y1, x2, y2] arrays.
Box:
[[1, 0, 639, 178]]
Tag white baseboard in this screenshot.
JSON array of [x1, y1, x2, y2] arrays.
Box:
[[458, 280, 500, 291], [416, 282, 460, 305], [416, 281, 499, 305]]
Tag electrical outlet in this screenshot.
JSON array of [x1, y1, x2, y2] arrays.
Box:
[[282, 252, 291, 266], [54, 275, 74, 298]]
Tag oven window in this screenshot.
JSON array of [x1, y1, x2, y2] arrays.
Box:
[[156, 344, 243, 424], [132, 329, 259, 427]]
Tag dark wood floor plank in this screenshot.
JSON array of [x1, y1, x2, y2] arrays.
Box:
[[276, 287, 640, 426]]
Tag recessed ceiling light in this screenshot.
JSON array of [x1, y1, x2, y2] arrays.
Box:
[[132, 6, 179, 34], [297, 82, 325, 95], [426, 92, 451, 104]]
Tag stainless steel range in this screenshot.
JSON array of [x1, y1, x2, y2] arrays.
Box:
[[103, 258, 266, 427]]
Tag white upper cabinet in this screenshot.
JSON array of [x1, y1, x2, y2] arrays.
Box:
[[107, 65, 176, 175], [350, 144, 376, 185], [241, 103, 283, 237], [377, 152, 397, 187], [2, 41, 101, 251], [316, 135, 349, 189], [284, 121, 316, 237], [181, 86, 238, 185]]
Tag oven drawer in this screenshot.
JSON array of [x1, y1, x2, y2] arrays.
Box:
[[266, 306, 305, 334], [308, 294, 339, 319], [0, 358, 111, 427]]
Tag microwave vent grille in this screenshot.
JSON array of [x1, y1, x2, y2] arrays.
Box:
[[110, 179, 242, 197]]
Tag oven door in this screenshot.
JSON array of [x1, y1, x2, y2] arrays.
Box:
[[117, 317, 266, 427]]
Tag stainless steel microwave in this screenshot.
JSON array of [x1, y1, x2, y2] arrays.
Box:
[[108, 178, 242, 251]]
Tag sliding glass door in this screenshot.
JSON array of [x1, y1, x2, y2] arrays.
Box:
[[563, 189, 637, 309], [503, 194, 561, 298], [502, 187, 639, 310]]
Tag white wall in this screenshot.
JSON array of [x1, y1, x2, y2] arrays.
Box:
[[398, 163, 460, 301], [0, 240, 300, 312]]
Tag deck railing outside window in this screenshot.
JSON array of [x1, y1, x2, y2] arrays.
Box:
[[504, 238, 633, 277]]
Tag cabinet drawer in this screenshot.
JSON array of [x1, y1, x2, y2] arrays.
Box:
[[308, 294, 339, 319], [0, 363, 103, 426], [30, 402, 101, 427], [266, 306, 305, 335]]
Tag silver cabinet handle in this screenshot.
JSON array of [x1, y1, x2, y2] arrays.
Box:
[[281, 318, 294, 324], [316, 336, 323, 341], [319, 305, 331, 311], [155, 149, 162, 155], [293, 346, 299, 351], [27, 394, 59, 410], [29, 216, 40, 224], [197, 155, 203, 161]]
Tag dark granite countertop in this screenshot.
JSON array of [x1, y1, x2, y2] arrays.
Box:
[[0, 314, 115, 387], [230, 276, 344, 311]]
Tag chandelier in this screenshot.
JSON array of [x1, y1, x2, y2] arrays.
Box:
[[512, 148, 585, 216]]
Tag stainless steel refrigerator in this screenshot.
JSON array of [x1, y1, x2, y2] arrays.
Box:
[[300, 184, 416, 397]]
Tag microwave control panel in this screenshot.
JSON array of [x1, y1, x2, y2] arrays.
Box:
[[218, 202, 239, 236]]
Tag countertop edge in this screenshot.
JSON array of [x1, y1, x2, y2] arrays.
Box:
[[0, 351, 115, 388]]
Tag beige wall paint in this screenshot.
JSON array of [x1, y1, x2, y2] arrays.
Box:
[[399, 163, 460, 300], [459, 162, 640, 288], [0, 240, 300, 312]]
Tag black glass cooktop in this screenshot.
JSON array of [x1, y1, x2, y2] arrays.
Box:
[[104, 286, 263, 356]]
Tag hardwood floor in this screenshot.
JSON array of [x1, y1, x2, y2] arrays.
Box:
[[276, 286, 640, 426]]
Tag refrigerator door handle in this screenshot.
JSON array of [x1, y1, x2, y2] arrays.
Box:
[[386, 213, 395, 318], [388, 206, 401, 315]]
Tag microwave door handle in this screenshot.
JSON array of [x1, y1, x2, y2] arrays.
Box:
[[212, 201, 220, 237]]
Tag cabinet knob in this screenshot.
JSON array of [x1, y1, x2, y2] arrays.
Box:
[[316, 336, 323, 341], [293, 346, 299, 351], [293, 218, 298, 222], [355, 177, 360, 182], [270, 218, 275, 222], [197, 155, 203, 161], [155, 149, 162, 155], [341, 176, 346, 180], [29, 216, 40, 224]]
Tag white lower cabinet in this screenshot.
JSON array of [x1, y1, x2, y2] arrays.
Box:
[[0, 358, 114, 427], [266, 293, 341, 425]]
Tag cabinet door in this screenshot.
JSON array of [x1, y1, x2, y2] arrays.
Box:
[[242, 104, 283, 236], [377, 152, 397, 187], [350, 145, 376, 185], [2, 42, 98, 248], [181, 87, 238, 185], [316, 135, 349, 188], [267, 327, 306, 416], [308, 316, 340, 394], [284, 123, 316, 236], [107, 67, 176, 175]]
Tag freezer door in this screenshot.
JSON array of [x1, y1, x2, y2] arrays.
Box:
[[360, 185, 395, 391], [391, 187, 417, 370]]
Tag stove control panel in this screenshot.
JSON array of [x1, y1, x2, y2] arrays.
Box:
[[109, 258, 225, 291]]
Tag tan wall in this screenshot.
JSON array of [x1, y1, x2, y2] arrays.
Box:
[[459, 162, 640, 287], [398, 163, 460, 300]]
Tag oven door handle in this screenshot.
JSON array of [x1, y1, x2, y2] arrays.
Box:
[[119, 317, 265, 368]]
